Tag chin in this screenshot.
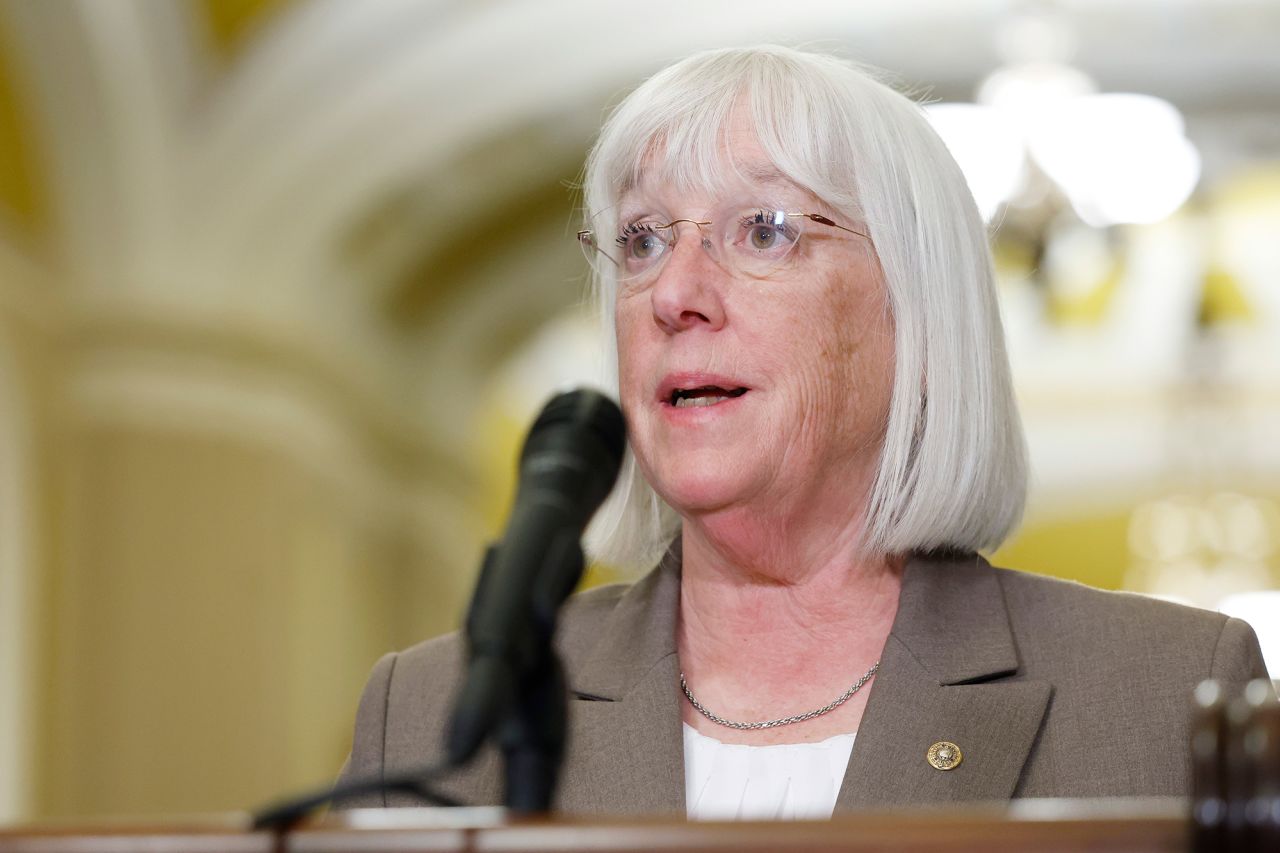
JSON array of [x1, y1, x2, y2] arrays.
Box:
[[648, 460, 752, 517]]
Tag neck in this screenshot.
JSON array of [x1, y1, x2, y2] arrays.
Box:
[[675, 523, 903, 743], [678, 521, 903, 669]]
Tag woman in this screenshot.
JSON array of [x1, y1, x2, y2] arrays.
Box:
[[338, 45, 1268, 819]]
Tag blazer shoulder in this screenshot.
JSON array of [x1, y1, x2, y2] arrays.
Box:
[[391, 630, 466, 688], [994, 565, 1222, 628], [983, 563, 1269, 798], [992, 565, 1267, 683], [335, 649, 400, 806]]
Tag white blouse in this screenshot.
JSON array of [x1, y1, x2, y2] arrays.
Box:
[[682, 723, 856, 821]]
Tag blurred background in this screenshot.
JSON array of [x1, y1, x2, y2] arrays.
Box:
[[0, 0, 1277, 823]]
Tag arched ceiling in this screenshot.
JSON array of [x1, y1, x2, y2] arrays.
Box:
[[0, 0, 1276, 508], [5, 0, 1280, 310]]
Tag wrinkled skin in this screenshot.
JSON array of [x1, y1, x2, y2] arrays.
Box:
[[615, 133, 896, 579]]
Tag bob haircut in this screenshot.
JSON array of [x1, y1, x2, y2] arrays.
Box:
[[582, 44, 1027, 570]]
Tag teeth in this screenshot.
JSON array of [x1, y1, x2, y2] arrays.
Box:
[[674, 395, 729, 408]]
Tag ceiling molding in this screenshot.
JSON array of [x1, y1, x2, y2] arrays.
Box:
[[0, 1, 195, 287]]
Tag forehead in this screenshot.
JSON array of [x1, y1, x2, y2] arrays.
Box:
[[618, 157, 814, 210]]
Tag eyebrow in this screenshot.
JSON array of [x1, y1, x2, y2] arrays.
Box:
[[737, 163, 795, 186]]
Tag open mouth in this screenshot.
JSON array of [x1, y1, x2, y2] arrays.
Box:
[[668, 386, 749, 409]]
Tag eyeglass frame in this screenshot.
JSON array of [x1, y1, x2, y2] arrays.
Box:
[[576, 210, 871, 280]]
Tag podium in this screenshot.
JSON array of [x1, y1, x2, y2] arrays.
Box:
[[0, 800, 1192, 852]]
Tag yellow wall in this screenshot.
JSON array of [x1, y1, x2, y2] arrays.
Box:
[[993, 511, 1134, 591]]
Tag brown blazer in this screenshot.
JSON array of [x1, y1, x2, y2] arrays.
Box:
[[336, 548, 1269, 814]]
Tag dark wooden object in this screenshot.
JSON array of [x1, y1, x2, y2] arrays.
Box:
[[1192, 678, 1279, 853]]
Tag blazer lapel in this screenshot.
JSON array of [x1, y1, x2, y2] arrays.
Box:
[[556, 548, 686, 815], [555, 548, 1050, 815], [835, 554, 1051, 811]]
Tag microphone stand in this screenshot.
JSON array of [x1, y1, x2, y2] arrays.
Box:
[[461, 530, 585, 813], [498, 652, 568, 812]]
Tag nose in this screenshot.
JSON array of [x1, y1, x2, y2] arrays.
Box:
[[649, 224, 727, 335]]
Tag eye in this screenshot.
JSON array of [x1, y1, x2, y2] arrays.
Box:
[[617, 223, 666, 263], [749, 222, 779, 250], [739, 210, 798, 253]]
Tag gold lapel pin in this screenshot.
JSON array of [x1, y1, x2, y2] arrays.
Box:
[[927, 741, 963, 771]]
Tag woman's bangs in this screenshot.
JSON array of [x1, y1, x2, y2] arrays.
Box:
[[610, 118, 744, 206]]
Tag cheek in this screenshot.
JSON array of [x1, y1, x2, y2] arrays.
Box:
[[795, 271, 896, 424], [614, 297, 651, 402]]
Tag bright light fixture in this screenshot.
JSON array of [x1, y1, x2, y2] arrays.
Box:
[[940, 55, 1205, 228], [1027, 93, 1201, 227], [924, 102, 1026, 222]]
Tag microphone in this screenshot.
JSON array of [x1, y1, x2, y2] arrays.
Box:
[[445, 388, 626, 777]]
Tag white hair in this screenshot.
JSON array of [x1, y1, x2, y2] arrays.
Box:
[[582, 45, 1027, 570]]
